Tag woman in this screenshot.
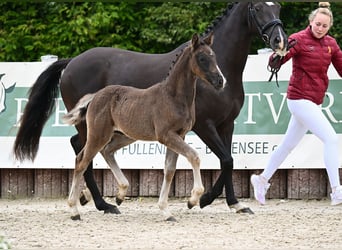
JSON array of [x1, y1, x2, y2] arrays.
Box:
[[251, 2, 342, 206]]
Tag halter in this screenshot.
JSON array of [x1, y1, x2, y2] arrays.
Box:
[[267, 38, 297, 86], [248, 2, 283, 45]]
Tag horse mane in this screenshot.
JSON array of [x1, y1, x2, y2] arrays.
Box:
[[165, 2, 238, 80], [201, 2, 237, 37], [165, 47, 186, 79]]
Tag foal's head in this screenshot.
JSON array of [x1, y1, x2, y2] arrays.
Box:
[[190, 33, 226, 90]]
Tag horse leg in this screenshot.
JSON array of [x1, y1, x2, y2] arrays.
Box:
[[69, 120, 117, 220], [70, 134, 118, 214], [158, 148, 179, 222], [219, 154, 254, 214], [68, 149, 94, 220], [196, 125, 254, 214], [204, 163, 252, 213], [200, 164, 226, 208], [100, 134, 134, 206], [195, 126, 229, 208], [220, 135, 254, 214], [162, 134, 204, 210]]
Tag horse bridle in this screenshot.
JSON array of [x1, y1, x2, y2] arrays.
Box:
[[248, 2, 283, 45]]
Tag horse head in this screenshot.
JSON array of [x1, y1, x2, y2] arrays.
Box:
[[248, 2, 288, 56], [190, 32, 226, 90]]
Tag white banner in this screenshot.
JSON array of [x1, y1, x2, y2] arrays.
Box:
[[1, 53, 341, 169]]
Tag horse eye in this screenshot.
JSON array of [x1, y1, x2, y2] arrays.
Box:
[[196, 53, 210, 68], [254, 4, 262, 11]]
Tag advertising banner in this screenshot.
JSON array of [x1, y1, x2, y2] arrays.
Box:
[[1, 54, 341, 169]]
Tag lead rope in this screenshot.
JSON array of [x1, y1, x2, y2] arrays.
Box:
[[268, 38, 297, 87]]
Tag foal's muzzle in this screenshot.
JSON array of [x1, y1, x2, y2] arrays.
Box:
[[215, 74, 225, 89], [214, 65, 226, 89]]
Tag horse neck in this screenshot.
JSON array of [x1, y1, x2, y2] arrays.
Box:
[[164, 48, 196, 104], [210, 3, 253, 87]]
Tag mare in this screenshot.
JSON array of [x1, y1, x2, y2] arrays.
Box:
[[13, 2, 288, 215], [62, 33, 224, 220]]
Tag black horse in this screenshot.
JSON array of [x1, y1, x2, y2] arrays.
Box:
[[14, 2, 288, 215]]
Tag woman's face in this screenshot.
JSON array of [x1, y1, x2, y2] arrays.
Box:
[[310, 12, 331, 39]]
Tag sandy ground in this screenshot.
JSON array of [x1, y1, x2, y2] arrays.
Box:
[[0, 197, 342, 249]]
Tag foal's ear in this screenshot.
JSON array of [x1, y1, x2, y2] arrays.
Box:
[[191, 33, 200, 50], [203, 31, 214, 46]]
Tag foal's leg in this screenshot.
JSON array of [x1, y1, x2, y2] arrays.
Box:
[[162, 133, 204, 209], [68, 125, 114, 220], [68, 147, 99, 220], [158, 148, 179, 221], [101, 133, 135, 205], [71, 134, 118, 214]]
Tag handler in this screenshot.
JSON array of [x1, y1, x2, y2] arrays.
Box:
[[251, 2, 342, 206]]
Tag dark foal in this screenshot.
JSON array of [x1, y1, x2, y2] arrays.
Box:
[[63, 33, 225, 220]]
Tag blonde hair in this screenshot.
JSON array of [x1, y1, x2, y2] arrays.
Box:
[[309, 2, 333, 27]]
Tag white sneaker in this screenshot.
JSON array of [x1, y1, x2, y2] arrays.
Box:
[[330, 186, 342, 206], [251, 174, 270, 205]]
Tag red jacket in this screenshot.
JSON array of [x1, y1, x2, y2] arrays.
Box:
[[274, 26, 342, 105]]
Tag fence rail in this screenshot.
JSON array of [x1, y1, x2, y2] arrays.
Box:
[[1, 168, 339, 200]]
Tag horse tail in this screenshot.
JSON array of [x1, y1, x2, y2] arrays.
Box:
[[13, 58, 72, 162], [62, 93, 95, 125]]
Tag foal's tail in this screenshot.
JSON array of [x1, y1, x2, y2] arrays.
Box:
[[62, 93, 95, 125], [13, 58, 72, 162]]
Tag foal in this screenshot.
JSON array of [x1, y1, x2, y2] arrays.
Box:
[[63, 33, 225, 221]]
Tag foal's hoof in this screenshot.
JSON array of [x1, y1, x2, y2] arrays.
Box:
[[116, 197, 124, 206], [71, 214, 81, 220], [166, 216, 177, 222], [236, 207, 254, 215], [187, 200, 196, 209], [79, 190, 92, 206], [199, 192, 214, 209], [104, 205, 121, 214], [79, 193, 89, 206]]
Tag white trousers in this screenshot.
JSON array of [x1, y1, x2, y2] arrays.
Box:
[[262, 99, 341, 188]]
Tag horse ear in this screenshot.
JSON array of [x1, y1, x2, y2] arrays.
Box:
[[191, 33, 200, 50], [203, 31, 214, 46]]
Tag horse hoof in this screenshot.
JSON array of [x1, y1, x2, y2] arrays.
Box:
[[104, 205, 121, 214], [199, 192, 213, 209], [79, 193, 89, 206], [116, 197, 123, 206], [187, 200, 195, 209], [236, 207, 254, 215], [71, 214, 81, 220], [166, 216, 177, 222]]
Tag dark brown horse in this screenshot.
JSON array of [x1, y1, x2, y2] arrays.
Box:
[[63, 33, 224, 220], [14, 2, 288, 215]]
